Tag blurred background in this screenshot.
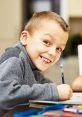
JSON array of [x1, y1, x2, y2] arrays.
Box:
[[0, 0, 82, 85]]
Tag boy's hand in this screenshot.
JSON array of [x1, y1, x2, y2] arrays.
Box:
[[71, 75, 82, 91], [57, 84, 73, 101]]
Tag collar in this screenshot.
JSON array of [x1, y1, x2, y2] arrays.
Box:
[[15, 41, 38, 71]]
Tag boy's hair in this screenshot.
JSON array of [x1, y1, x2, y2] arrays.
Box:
[[24, 11, 70, 35]]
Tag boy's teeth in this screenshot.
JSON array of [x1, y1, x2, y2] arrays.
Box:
[[41, 56, 51, 63]]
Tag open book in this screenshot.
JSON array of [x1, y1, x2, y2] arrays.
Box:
[[29, 92, 82, 105]]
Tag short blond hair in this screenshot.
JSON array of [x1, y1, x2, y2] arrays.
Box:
[[24, 11, 70, 35]]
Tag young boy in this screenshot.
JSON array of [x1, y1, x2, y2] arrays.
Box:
[[0, 11, 72, 116]]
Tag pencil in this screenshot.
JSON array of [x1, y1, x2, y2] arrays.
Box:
[[60, 63, 65, 84]]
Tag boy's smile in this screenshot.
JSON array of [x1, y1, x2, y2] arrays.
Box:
[[21, 21, 68, 71], [40, 56, 52, 64]]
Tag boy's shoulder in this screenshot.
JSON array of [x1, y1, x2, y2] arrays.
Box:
[[0, 46, 21, 64]]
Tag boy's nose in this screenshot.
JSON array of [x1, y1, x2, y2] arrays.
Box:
[[48, 47, 56, 56]]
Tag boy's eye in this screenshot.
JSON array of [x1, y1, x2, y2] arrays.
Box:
[[56, 47, 63, 53], [43, 40, 51, 46]]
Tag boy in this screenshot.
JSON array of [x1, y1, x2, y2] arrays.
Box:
[[0, 11, 72, 116]]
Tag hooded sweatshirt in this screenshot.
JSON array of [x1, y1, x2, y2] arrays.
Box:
[[0, 42, 59, 116]]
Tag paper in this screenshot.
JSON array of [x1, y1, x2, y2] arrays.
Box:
[[59, 92, 82, 104], [29, 93, 82, 105], [78, 45, 82, 75]]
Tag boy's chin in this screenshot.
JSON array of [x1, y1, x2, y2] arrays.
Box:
[[37, 65, 49, 72]]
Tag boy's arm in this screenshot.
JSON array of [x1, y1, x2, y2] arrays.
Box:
[[0, 57, 59, 114]]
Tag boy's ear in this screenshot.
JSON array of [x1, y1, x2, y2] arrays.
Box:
[[20, 31, 28, 46]]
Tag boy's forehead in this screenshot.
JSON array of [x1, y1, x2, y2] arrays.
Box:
[[32, 20, 68, 42], [40, 19, 57, 27], [37, 20, 62, 32], [36, 21, 64, 35]]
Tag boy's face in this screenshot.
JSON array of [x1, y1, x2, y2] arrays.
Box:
[[21, 21, 68, 71]]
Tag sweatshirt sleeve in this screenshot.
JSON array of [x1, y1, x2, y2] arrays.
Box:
[[0, 57, 59, 113]]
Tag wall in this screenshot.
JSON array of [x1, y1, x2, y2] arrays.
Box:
[[0, 0, 22, 54], [43, 56, 79, 85], [68, 0, 82, 17], [68, 0, 82, 34]]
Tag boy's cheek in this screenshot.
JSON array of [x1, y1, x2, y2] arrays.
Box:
[[53, 56, 61, 64]]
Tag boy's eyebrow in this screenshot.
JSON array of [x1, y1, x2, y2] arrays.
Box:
[[44, 33, 53, 38], [44, 33, 66, 46], [44, 33, 54, 40]]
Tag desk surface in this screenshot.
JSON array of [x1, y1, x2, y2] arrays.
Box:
[[2, 92, 82, 117]]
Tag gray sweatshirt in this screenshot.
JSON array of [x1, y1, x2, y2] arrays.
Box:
[[0, 42, 59, 116]]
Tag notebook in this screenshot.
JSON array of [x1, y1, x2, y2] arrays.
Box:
[[29, 92, 82, 105]]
